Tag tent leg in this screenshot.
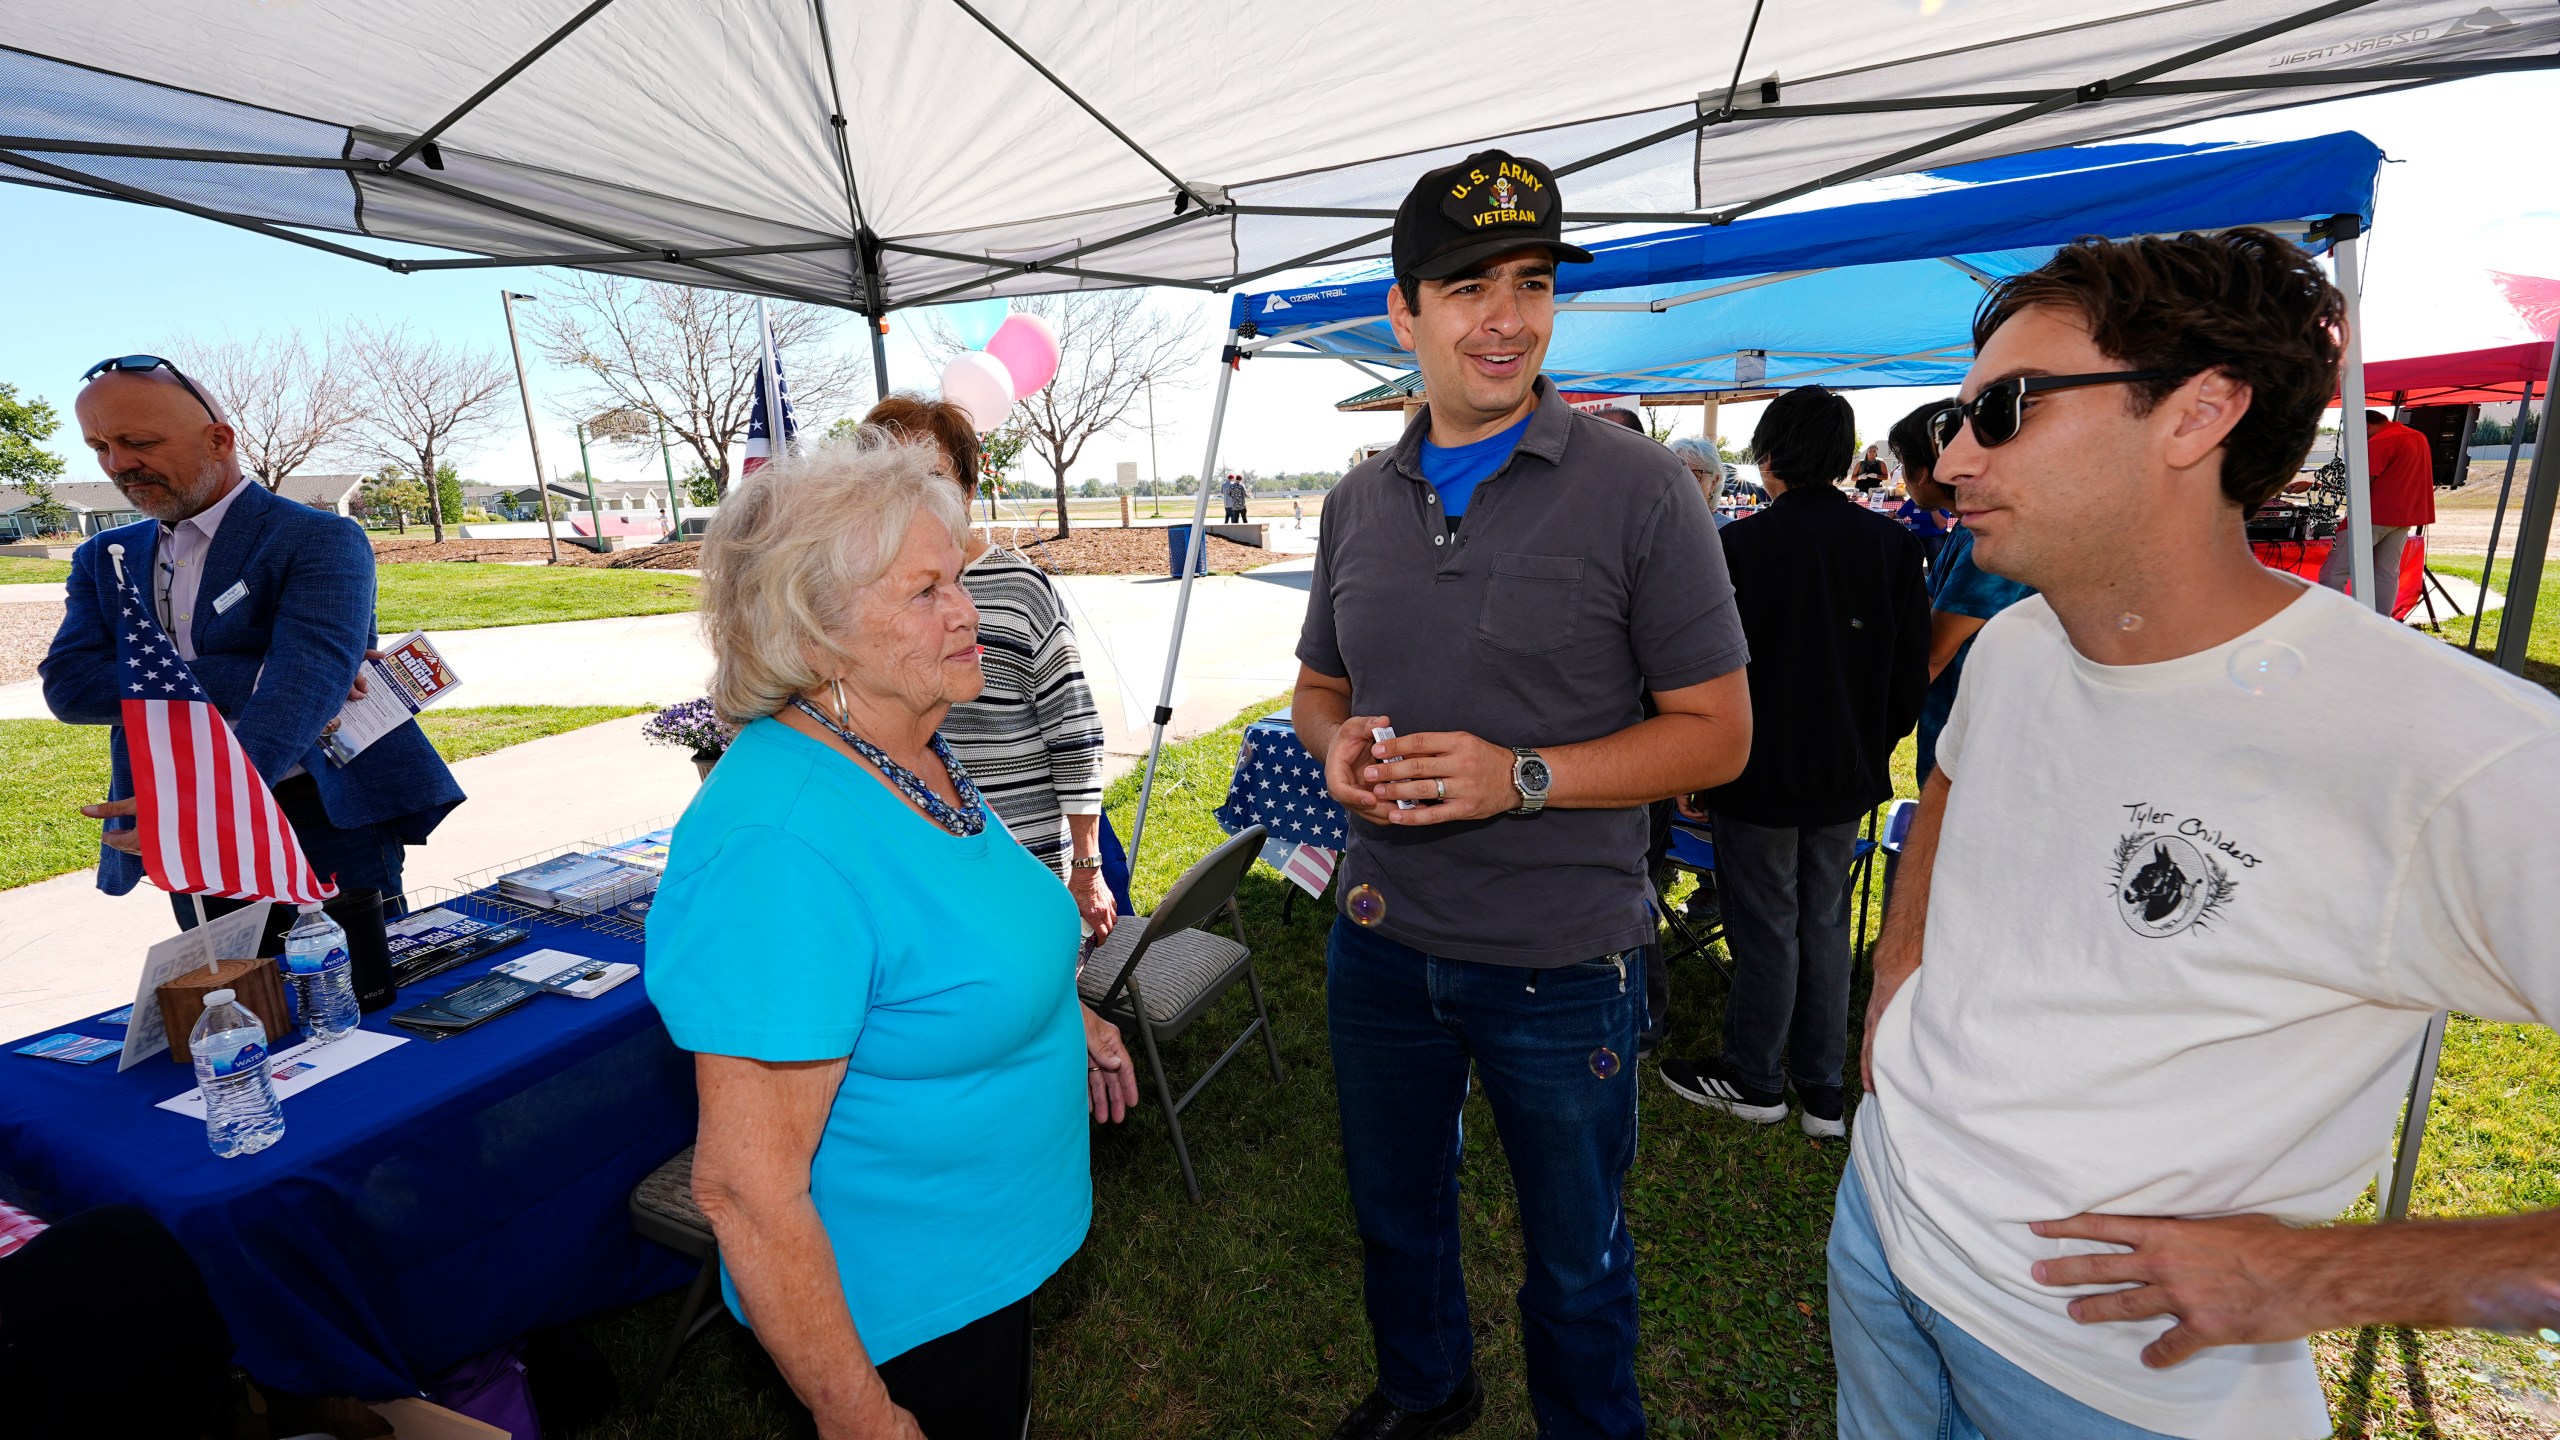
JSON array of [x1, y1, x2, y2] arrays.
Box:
[[2466, 380, 2536, 653], [2380, 1010, 2449, 1222], [870, 315, 891, 402], [2493, 335, 2560, 677], [2333, 233, 2381, 614], [1126, 330, 1240, 874]]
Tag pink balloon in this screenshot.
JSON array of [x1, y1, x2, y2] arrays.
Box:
[[940, 351, 1015, 432], [986, 312, 1061, 399]]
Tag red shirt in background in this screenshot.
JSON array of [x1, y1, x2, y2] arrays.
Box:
[[2366, 420, 2436, 528]]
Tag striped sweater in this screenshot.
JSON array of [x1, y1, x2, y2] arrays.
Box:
[[944, 547, 1105, 877]]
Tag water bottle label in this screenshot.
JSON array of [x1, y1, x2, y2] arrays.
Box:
[[205, 1039, 266, 1078], [283, 944, 349, 976]]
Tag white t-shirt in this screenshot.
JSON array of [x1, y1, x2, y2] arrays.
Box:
[[1853, 582, 2560, 1440]]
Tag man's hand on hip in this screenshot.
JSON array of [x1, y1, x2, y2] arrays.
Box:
[[2030, 1212, 2331, 1369], [1363, 728, 1518, 826], [81, 796, 141, 856]]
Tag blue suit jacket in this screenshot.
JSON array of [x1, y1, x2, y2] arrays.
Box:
[[40, 481, 466, 895]]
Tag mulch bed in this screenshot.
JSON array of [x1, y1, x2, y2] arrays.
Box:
[[0, 598, 64, 685], [369, 535, 618, 567]]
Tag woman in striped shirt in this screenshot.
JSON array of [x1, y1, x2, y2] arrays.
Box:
[[864, 396, 1116, 939]]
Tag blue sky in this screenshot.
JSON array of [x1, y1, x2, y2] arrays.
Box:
[[4, 71, 2556, 491]]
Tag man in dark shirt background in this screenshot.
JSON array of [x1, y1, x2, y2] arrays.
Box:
[[1661, 385, 1928, 1140]]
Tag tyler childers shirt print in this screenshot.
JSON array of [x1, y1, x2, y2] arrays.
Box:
[[2108, 800, 2258, 939]]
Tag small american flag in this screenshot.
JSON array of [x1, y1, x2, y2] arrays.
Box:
[[112, 572, 335, 904], [742, 310, 797, 477], [1280, 843, 1338, 898]]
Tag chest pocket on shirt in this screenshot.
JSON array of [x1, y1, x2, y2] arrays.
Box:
[[1478, 552, 1584, 656]]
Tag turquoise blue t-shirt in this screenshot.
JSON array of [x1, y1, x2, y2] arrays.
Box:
[[1420, 411, 1534, 519], [643, 716, 1089, 1361], [1917, 525, 2036, 782]]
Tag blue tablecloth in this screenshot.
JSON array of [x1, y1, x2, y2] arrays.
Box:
[[1217, 712, 1348, 851], [0, 902, 696, 1399]]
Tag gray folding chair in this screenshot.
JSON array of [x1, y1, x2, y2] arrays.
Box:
[[1080, 824, 1284, 1202], [627, 1145, 724, 1423]]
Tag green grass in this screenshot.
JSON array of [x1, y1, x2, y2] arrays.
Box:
[[0, 707, 648, 891], [2426, 555, 2560, 699], [564, 699, 2560, 1439], [0, 556, 72, 584], [374, 563, 699, 633]]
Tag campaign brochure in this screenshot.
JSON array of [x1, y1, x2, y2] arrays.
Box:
[[496, 853, 658, 916], [492, 948, 639, 999], [385, 907, 529, 988], [589, 827, 675, 873], [156, 1028, 406, 1118], [322, 632, 461, 766], [18, 1034, 122, 1065]]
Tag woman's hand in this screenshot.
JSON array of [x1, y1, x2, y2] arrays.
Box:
[[1082, 1004, 1139, 1124], [1068, 866, 1117, 940]]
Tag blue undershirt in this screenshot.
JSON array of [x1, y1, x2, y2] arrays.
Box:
[[1420, 412, 1534, 520]]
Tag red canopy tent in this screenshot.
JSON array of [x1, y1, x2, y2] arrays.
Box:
[[2341, 340, 2554, 406]]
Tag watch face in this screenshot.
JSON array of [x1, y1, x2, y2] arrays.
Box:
[[1520, 757, 1552, 792]]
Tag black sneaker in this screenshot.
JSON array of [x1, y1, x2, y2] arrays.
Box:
[[1330, 1374, 1485, 1440], [1657, 1056, 1788, 1124], [1792, 1079, 1846, 1139]]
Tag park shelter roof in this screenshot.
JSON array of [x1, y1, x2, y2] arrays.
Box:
[[1, 3, 2549, 314], [1237, 132, 2385, 394], [2353, 341, 2556, 405]]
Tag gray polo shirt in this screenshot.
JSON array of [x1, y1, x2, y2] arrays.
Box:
[[1299, 378, 1748, 967]]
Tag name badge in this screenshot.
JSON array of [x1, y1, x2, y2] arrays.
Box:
[[212, 580, 248, 615]]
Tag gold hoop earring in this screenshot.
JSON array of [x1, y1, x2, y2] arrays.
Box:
[[831, 678, 851, 730]]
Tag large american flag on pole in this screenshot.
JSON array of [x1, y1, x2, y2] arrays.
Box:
[[742, 300, 797, 477], [112, 568, 336, 904]]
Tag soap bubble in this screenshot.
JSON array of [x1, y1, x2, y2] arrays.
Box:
[[1347, 884, 1387, 927], [2116, 612, 2144, 633], [2227, 638, 2305, 696], [1588, 1046, 1621, 1080]]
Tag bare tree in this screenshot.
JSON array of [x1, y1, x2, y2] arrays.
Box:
[[527, 274, 867, 497], [930, 292, 1193, 538], [171, 328, 363, 492], [347, 324, 512, 545]]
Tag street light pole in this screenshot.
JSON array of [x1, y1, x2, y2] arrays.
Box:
[[659, 418, 684, 542], [1147, 374, 1162, 519], [500, 290, 562, 566], [573, 420, 605, 553]]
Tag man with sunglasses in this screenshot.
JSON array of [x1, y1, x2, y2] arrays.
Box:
[[1834, 231, 2560, 1439], [40, 358, 464, 1002]]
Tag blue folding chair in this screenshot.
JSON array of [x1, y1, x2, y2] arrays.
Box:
[[1652, 816, 1733, 987]]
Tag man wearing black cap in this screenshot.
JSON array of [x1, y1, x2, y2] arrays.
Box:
[[1294, 150, 1754, 1439]]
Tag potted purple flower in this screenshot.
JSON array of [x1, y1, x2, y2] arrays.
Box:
[[643, 698, 735, 781]]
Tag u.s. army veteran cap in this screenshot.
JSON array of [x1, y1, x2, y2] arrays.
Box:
[[1393, 149, 1595, 282]]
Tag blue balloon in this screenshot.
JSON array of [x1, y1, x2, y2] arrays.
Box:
[[932, 298, 1010, 351]]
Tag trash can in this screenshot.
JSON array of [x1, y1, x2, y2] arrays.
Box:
[[1166, 523, 1198, 578]]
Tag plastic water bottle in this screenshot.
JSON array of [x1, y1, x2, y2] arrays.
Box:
[[190, 989, 284, 1159], [282, 903, 360, 1042]]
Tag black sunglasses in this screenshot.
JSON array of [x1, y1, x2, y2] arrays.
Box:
[[1929, 370, 2179, 453], [81, 354, 218, 423]]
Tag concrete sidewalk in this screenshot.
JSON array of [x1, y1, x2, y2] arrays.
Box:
[[0, 714, 696, 1045]]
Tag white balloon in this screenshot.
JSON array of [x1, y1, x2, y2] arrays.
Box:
[[939, 351, 1016, 433]]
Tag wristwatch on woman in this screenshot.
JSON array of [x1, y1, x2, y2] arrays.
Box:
[[1070, 855, 1104, 871], [1511, 748, 1551, 815]]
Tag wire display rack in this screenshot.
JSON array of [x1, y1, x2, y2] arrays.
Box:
[[443, 814, 679, 946]]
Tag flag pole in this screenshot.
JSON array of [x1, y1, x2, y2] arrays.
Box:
[[756, 298, 788, 462]]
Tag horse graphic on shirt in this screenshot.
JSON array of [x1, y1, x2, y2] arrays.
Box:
[[2123, 843, 2196, 925]]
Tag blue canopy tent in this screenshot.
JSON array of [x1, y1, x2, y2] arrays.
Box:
[[1136, 132, 2388, 858]]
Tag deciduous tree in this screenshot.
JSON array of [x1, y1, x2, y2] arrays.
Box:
[[171, 329, 361, 492], [348, 325, 512, 546]]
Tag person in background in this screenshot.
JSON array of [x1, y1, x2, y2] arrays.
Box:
[[1848, 229, 2560, 1440], [647, 432, 1137, 1440], [1593, 398, 1648, 433], [1223, 471, 1252, 524], [1890, 477, 1953, 576], [1851, 442, 1888, 493], [1296, 148, 1752, 1440], [1668, 436, 1732, 528], [1660, 385, 1927, 1142], [1888, 400, 2035, 786], [42, 357, 463, 1006], [2316, 408, 2433, 601], [864, 394, 1114, 938]]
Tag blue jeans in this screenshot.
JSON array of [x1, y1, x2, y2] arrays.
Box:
[[1326, 918, 1647, 1440], [1830, 1164, 2178, 1440], [1712, 814, 1861, 1094]]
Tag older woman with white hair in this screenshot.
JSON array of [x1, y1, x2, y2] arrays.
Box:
[[1668, 436, 1731, 528], [644, 431, 1138, 1440]]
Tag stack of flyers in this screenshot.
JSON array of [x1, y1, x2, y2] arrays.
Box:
[[385, 906, 527, 988], [492, 948, 640, 999], [496, 854, 658, 915], [590, 827, 675, 873], [18, 1034, 122, 1064]]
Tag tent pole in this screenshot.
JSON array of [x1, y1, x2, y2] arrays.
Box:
[[1126, 329, 1240, 874], [2381, 1011, 2449, 1222], [870, 316, 891, 401], [2466, 379, 2537, 653], [2333, 228, 2381, 613], [2493, 332, 2560, 675]]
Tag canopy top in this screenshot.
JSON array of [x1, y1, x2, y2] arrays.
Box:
[[2353, 341, 2556, 406]]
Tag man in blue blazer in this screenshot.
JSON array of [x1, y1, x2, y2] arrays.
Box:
[[40, 360, 464, 1000]]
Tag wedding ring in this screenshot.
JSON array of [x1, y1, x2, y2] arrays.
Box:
[[1434, 778, 1447, 801]]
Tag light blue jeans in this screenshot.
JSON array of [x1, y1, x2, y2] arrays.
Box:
[[1830, 1164, 2179, 1440]]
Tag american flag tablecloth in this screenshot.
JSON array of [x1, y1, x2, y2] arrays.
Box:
[[1216, 714, 1348, 896]]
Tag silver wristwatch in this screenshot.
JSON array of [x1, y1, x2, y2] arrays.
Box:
[[1510, 747, 1552, 815]]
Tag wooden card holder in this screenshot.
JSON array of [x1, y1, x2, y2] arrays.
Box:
[[157, 956, 290, 1066]]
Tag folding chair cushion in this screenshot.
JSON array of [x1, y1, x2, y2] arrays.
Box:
[[631, 1146, 714, 1255], [1081, 925, 1250, 1025]]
